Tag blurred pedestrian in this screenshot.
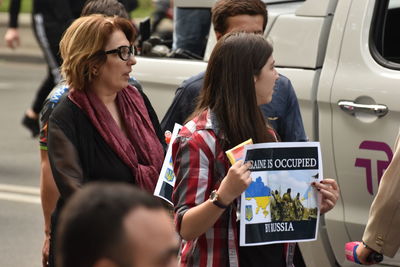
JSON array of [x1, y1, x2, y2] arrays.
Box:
[[57, 182, 179, 267], [4, 0, 87, 137], [172, 6, 211, 58], [47, 14, 164, 266]]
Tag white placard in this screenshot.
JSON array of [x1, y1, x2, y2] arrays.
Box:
[[240, 142, 322, 246], [153, 123, 182, 205]]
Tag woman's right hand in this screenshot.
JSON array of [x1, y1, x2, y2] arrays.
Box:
[[217, 160, 252, 205]]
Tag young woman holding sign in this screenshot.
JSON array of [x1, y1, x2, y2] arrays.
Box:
[[171, 32, 340, 267]]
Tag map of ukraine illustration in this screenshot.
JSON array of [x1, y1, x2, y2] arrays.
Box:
[[245, 177, 271, 217]]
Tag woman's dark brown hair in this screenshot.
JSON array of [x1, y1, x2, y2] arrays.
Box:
[[195, 32, 275, 149]]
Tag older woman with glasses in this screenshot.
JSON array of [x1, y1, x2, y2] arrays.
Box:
[[46, 14, 165, 266]]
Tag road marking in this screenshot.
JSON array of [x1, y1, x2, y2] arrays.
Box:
[[0, 184, 40, 204], [0, 192, 40, 204], [0, 183, 40, 195]]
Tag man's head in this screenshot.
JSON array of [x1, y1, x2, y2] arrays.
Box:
[[57, 182, 179, 267], [212, 0, 268, 39], [81, 0, 130, 19]]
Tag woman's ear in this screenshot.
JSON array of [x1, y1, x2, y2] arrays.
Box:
[[92, 67, 99, 76], [254, 75, 258, 83]]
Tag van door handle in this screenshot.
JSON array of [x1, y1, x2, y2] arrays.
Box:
[[337, 100, 389, 117]]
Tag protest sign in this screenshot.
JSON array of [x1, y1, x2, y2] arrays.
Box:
[[153, 123, 182, 205], [240, 142, 322, 246]]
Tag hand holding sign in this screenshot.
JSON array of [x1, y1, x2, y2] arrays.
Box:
[[312, 179, 339, 214], [217, 161, 252, 206]]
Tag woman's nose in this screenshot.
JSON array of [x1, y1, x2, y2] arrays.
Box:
[[128, 54, 136, 65]]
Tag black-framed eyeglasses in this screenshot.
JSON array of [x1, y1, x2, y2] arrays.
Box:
[[104, 45, 137, 61]]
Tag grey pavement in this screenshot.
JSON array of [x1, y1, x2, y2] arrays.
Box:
[[0, 59, 45, 267]]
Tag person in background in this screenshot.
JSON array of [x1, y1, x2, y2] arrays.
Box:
[[171, 32, 339, 267], [4, 0, 87, 137], [161, 0, 307, 143], [57, 182, 179, 267], [355, 131, 400, 264], [172, 6, 211, 58], [46, 14, 164, 266]]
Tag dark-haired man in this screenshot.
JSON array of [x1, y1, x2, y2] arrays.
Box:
[[161, 0, 307, 144], [57, 182, 179, 267]]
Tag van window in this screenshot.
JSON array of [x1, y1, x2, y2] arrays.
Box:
[[370, 0, 400, 69]]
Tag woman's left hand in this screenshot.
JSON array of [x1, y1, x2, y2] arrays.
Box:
[[312, 178, 339, 214]]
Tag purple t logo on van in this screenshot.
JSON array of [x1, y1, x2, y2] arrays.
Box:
[[355, 141, 393, 195]]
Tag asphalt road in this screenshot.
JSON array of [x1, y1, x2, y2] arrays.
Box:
[[0, 59, 45, 267]]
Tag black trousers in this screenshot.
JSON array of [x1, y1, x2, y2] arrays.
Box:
[[31, 13, 63, 114]]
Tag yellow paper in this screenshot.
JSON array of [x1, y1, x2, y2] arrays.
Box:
[[225, 139, 253, 165]]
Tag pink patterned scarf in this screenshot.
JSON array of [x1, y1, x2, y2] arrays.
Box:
[[69, 85, 163, 193]]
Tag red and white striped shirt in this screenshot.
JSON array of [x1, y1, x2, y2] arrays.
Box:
[[172, 109, 238, 267], [172, 109, 294, 267]]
